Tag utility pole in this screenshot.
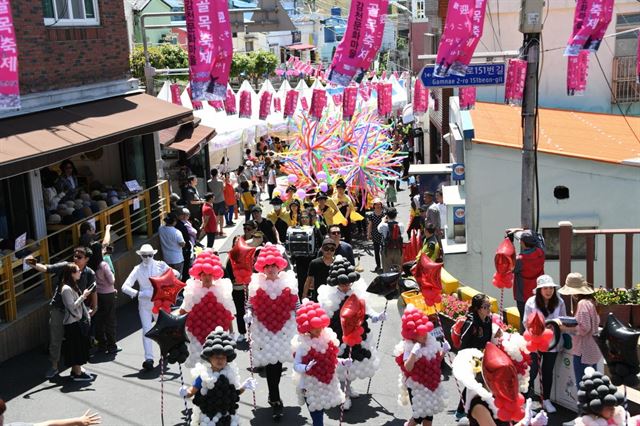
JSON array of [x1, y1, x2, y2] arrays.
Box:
[[518, 0, 545, 230]]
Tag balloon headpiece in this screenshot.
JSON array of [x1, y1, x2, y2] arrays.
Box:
[[200, 326, 237, 362], [189, 250, 225, 280], [254, 243, 288, 272], [326, 255, 359, 286], [577, 367, 625, 417], [401, 304, 434, 341], [296, 300, 331, 334]]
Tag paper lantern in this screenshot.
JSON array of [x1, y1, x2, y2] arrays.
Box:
[[342, 86, 358, 121], [259, 91, 272, 120], [239, 90, 252, 118], [224, 88, 237, 115], [310, 88, 327, 120], [284, 90, 299, 117]]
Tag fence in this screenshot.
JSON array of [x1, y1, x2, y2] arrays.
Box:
[[0, 180, 171, 323], [558, 221, 640, 289]]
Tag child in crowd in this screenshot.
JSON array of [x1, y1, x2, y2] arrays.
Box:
[[385, 179, 397, 207], [179, 327, 256, 426]]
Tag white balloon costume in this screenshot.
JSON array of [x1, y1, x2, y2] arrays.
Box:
[[180, 251, 235, 370]]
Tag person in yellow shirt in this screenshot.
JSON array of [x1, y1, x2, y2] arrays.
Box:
[[331, 178, 354, 243], [286, 199, 301, 227], [267, 196, 289, 242], [240, 181, 257, 221], [315, 191, 338, 228]]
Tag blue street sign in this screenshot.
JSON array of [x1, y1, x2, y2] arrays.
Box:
[[420, 63, 506, 88]]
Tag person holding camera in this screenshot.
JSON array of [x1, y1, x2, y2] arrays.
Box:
[[26, 247, 97, 380]]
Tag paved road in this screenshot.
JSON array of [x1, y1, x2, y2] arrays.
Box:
[[0, 184, 577, 425]]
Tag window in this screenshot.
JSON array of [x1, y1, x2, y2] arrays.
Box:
[[170, 7, 185, 22], [42, 0, 99, 26], [541, 226, 597, 260], [414, 0, 425, 19], [612, 13, 639, 103], [245, 40, 254, 52]]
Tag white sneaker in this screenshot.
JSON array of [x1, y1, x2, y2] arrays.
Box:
[[542, 399, 557, 414]]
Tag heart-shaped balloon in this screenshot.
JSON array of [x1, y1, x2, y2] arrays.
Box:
[[340, 294, 366, 347], [251, 288, 297, 333], [411, 254, 442, 306], [186, 292, 233, 344], [302, 343, 338, 384]]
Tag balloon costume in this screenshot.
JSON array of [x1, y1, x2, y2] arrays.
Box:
[[181, 251, 235, 369], [317, 255, 383, 407], [394, 305, 447, 420], [246, 243, 298, 420], [574, 367, 627, 426], [186, 327, 248, 426], [292, 301, 345, 415]]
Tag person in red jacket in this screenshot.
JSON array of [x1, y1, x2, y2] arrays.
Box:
[[512, 230, 545, 331]]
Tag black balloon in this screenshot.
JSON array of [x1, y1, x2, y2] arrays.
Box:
[[594, 313, 640, 386], [544, 319, 562, 351], [367, 272, 401, 300], [145, 310, 188, 358]]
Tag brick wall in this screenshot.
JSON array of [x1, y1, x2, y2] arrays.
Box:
[[12, 0, 131, 94]]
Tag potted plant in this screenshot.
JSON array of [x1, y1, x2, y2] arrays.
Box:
[[594, 288, 631, 327], [627, 285, 640, 328], [438, 294, 470, 347]]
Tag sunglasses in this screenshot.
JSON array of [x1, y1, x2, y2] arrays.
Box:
[[140, 254, 153, 258], [323, 246, 336, 252], [330, 231, 341, 235]]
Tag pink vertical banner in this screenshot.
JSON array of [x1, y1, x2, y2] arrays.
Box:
[[434, 0, 475, 77], [300, 95, 309, 111], [239, 90, 252, 118], [377, 82, 392, 116], [208, 100, 224, 111], [504, 58, 527, 106], [343, 86, 358, 121], [273, 96, 281, 112], [310, 88, 327, 120], [0, 0, 20, 110], [184, 0, 215, 100], [284, 90, 299, 117], [187, 86, 204, 110], [170, 84, 183, 106], [413, 80, 428, 113], [224, 87, 237, 115], [459, 87, 476, 110], [259, 91, 272, 120], [332, 93, 343, 107], [209, 0, 233, 99], [636, 32, 640, 84], [453, 0, 487, 75], [355, 0, 388, 82], [359, 85, 371, 101], [565, 0, 613, 56], [567, 50, 589, 96]]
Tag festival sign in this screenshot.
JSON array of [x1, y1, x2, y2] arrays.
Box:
[[185, 0, 233, 101], [355, 0, 388, 82], [433, 0, 475, 77], [456, 0, 488, 74], [0, 0, 19, 110], [421, 63, 505, 88], [565, 0, 614, 56]]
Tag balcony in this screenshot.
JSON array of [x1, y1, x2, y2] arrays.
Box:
[[612, 55, 640, 104]]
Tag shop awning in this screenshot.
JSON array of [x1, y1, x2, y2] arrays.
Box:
[[0, 93, 193, 178], [164, 123, 216, 158], [286, 43, 315, 51]]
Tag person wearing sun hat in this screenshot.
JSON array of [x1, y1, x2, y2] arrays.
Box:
[[523, 274, 566, 413], [558, 272, 602, 390], [121, 244, 179, 371]]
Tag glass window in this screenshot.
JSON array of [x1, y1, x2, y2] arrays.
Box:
[[43, 0, 99, 26]]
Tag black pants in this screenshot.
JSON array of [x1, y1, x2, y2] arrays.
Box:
[[373, 241, 382, 269], [529, 351, 558, 400], [206, 232, 215, 248], [232, 288, 246, 335], [268, 184, 276, 200], [340, 223, 351, 244], [181, 249, 192, 282], [266, 362, 283, 402], [95, 292, 117, 349], [516, 300, 526, 333], [294, 257, 312, 300]]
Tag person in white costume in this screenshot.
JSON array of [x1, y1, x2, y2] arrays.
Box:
[[121, 244, 178, 371]]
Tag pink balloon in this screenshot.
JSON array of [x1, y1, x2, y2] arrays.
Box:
[[317, 171, 327, 181], [319, 182, 328, 192], [288, 174, 298, 184], [296, 189, 307, 199]]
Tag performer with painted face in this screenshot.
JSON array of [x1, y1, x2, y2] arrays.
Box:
[[394, 305, 447, 426], [244, 243, 299, 421], [316, 255, 386, 409], [179, 327, 256, 426], [178, 250, 235, 369], [121, 244, 178, 371], [292, 300, 346, 426]]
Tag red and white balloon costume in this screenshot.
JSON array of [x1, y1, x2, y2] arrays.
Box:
[[247, 244, 298, 366], [292, 301, 345, 412], [394, 305, 447, 419], [180, 251, 235, 370]]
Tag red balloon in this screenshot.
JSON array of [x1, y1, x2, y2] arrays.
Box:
[[302, 342, 338, 384], [482, 343, 525, 422], [340, 294, 366, 347], [411, 254, 443, 306], [492, 238, 516, 289], [228, 237, 256, 285], [150, 269, 186, 313], [186, 292, 233, 344]]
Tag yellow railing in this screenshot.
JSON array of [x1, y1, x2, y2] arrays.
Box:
[[0, 180, 171, 323]]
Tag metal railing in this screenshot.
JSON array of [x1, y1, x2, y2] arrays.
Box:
[[0, 180, 171, 323], [612, 55, 640, 104], [559, 221, 640, 290]]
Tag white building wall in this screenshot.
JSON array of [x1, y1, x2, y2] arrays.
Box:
[[445, 142, 640, 305], [474, 0, 639, 114]]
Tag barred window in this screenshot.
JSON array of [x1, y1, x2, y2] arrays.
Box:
[[42, 0, 99, 26]]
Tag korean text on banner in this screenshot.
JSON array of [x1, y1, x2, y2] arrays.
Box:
[[355, 0, 388, 82], [413, 80, 429, 113], [565, 0, 613, 56], [259, 91, 272, 120], [0, 0, 20, 110], [342, 86, 358, 121], [377, 82, 392, 116], [434, 0, 475, 78], [455, 0, 488, 73], [284, 90, 299, 118], [171, 84, 183, 106], [459, 87, 476, 110], [504, 58, 527, 106], [567, 50, 589, 96], [185, 0, 232, 101]]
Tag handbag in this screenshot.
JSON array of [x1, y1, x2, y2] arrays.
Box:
[[67, 300, 91, 337]]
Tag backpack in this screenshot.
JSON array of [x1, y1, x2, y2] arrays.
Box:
[[450, 316, 467, 349], [385, 221, 403, 250]]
